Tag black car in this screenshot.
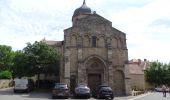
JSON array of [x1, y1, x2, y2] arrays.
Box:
[[74, 84, 91, 99], [96, 85, 114, 99]]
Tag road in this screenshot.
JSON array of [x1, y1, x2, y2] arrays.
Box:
[[131, 92, 170, 100], [0, 88, 135, 100], [1, 88, 169, 100], [0, 88, 52, 100]]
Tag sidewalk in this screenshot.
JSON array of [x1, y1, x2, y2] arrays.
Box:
[[0, 87, 13, 91], [114, 96, 134, 100], [114, 92, 153, 100]]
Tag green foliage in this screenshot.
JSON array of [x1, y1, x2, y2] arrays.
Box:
[[0, 45, 14, 71], [12, 41, 60, 78], [23, 41, 60, 75], [0, 70, 12, 79], [12, 50, 33, 78], [0, 42, 60, 79], [145, 61, 170, 86]]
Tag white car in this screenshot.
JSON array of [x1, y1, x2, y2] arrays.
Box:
[[14, 78, 34, 93], [155, 87, 169, 92]]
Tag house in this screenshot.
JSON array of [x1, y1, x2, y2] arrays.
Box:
[[128, 59, 150, 90]]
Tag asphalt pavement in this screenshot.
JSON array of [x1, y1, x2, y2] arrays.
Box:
[[1, 88, 169, 100]]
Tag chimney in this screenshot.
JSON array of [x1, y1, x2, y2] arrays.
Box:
[[138, 59, 141, 65]]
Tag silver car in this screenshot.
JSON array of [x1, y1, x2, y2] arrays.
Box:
[[74, 84, 91, 99]]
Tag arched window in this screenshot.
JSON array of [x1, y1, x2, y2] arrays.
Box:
[[112, 37, 117, 48], [92, 36, 97, 47]]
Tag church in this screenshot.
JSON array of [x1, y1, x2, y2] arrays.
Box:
[[44, 0, 131, 96]]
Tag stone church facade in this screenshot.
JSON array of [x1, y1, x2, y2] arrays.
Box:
[[44, 0, 131, 96]]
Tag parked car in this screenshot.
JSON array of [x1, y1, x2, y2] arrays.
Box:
[[74, 83, 91, 99], [52, 83, 69, 99], [13, 78, 34, 93], [155, 87, 169, 92], [96, 85, 114, 99]]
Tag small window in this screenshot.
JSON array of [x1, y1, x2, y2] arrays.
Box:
[[92, 36, 97, 47]]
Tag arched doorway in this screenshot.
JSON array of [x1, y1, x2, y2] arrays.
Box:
[[85, 57, 106, 96], [114, 70, 125, 96]]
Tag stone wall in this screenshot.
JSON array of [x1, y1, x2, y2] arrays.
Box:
[[0, 79, 13, 89], [130, 74, 145, 91], [62, 13, 129, 96]]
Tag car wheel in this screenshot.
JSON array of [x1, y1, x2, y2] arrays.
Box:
[[87, 96, 90, 99], [26, 89, 30, 93], [14, 89, 17, 93], [97, 95, 100, 99], [65, 96, 69, 99], [52, 95, 55, 99]]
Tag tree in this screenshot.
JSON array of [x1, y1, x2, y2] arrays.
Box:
[[0, 70, 12, 79], [145, 61, 170, 86], [0, 45, 14, 71], [23, 41, 60, 81], [12, 50, 33, 78]]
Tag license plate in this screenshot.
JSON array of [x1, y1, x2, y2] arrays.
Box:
[[58, 93, 63, 96], [105, 94, 110, 97]]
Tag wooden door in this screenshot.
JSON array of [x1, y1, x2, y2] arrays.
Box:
[[88, 74, 101, 96]]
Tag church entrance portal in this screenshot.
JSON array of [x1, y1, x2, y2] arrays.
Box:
[[88, 74, 101, 95], [85, 56, 106, 96]]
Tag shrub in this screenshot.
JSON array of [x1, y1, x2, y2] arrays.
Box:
[[0, 70, 12, 79]]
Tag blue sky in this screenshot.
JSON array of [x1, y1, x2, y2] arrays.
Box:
[[0, 0, 170, 63]]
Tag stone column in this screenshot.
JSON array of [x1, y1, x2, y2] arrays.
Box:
[[64, 49, 71, 86], [107, 37, 113, 86], [108, 64, 114, 88], [124, 64, 131, 95], [77, 40, 86, 83], [77, 62, 86, 83]]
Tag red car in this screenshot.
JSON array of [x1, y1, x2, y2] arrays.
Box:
[[52, 83, 69, 99]]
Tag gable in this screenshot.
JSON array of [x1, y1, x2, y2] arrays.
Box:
[[77, 13, 112, 27]]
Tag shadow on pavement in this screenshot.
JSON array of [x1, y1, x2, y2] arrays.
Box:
[[0, 88, 14, 95]]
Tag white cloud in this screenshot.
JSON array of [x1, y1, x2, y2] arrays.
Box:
[[0, 0, 170, 63], [106, 0, 170, 63]]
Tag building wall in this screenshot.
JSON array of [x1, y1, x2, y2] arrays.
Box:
[[130, 74, 145, 91], [62, 13, 130, 96]]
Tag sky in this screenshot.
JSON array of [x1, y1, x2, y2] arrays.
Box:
[[0, 0, 170, 63]]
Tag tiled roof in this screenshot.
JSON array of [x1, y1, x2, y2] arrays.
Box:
[[41, 38, 63, 46], [128, 59, 150, 75]]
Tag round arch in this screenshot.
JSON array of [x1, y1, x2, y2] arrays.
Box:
[[114, 70, 125, 96], [84, 55, 107, 68], [84, 55, 107, 95]]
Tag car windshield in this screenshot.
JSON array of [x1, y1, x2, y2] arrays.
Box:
[[54, 83, 67, 89], [77, 84, 88, 87], [100, 86, 112, 90]]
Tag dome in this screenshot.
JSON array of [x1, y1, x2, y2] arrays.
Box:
[[72, 0, 91, 19]]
